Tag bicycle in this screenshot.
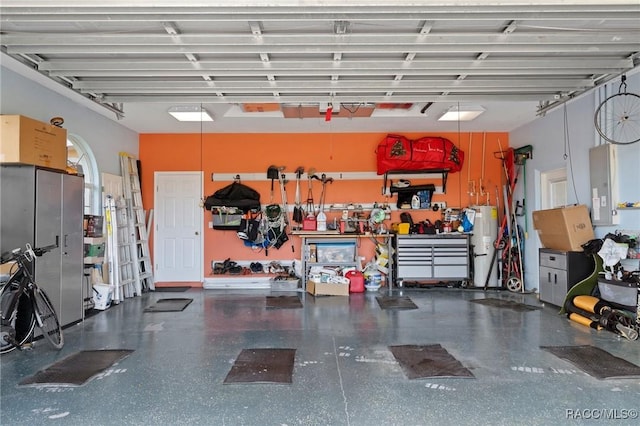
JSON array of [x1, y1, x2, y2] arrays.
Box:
[[594, 74, 640, 145], [0, 243, 64, 354]]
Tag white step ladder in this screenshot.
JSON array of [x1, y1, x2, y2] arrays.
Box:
[[115, 197, 139, 298], [120, 152, 155, 292]]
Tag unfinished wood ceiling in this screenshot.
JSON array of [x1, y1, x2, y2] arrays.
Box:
[[1, 1, 639, 122]]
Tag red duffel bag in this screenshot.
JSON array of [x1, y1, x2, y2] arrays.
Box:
[[376, 134, 464, 175]]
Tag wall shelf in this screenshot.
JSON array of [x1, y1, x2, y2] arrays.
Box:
[[384, 169, 450, 193]]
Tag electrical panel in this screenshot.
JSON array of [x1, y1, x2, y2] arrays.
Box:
[[589, 144, 619, 226]]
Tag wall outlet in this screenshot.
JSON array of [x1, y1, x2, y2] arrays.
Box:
[[208, 221, 213, 229]]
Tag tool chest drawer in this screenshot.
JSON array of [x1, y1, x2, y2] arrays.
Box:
[[539, 250, 567, 269]]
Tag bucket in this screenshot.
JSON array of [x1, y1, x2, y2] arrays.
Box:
[[345, 270, 365, 293], [93, 284, 113, 310], [364, 270, 382, 288]]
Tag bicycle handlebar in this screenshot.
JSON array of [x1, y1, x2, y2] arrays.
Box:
[[0, 243, 58, 264]]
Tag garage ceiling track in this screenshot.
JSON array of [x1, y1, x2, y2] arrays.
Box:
[[1, 2, 639, 117]]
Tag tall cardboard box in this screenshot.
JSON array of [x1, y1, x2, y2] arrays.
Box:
[[532, 205, 595, 252], [0, 115, 67, 171]]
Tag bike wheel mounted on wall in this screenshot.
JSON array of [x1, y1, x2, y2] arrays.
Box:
[[594, 75, 640, 145]]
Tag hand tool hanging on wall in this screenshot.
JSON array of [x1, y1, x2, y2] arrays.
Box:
[[267, 165, 280, 203], [278, 168, 290, 227], [315, 173, 334, 231], [305, 169, 317, 216], [292, 167, 305, 228]]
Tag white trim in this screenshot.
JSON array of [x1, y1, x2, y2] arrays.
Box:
[[203, 276, 272, 290], [212, 171, 446, 182]]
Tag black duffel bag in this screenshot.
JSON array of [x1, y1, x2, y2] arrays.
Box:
[[204, 181, 261, 230], [204, 181, 261, 213]]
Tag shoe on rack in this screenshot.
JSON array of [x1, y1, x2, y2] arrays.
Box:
[[250, 262, 264, 273], [222, 258, 238, 274], [213, 262, 225, 275], [228, 265, 243, 274], [268, 261, 284, 274]]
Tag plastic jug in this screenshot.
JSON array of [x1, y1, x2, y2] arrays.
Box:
[[316, 211, 327, 231], [345, 270, 365, 293]]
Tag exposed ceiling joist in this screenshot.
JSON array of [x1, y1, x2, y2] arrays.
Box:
[[1, 1, 638, 129]]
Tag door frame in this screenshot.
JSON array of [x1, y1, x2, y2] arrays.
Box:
[[153, 171, 204, 283]]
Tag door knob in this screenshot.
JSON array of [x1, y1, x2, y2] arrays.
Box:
[[195, 231, 199, 235]]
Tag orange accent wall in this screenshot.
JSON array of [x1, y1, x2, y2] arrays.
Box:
[[139, 132, 509, 282]]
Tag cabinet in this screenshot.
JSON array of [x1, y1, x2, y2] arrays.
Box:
[[539, 249, 594, 307], [393, 234, 470, 287], [298, 233, 359, 290], [0, 164, 84, 327]]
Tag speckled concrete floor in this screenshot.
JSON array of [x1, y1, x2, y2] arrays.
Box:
[[1, 288, 639, 426]]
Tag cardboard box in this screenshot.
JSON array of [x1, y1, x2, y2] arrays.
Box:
[[0, 115, 67, 170], [532, 205, 595, 252], [0, 261, 17, 281], [306, 279, 349, 296]]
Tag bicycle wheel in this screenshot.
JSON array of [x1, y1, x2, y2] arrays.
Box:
[[594, 92, 640, 145], [32, 287, 64, 350], [0, 282, 36, 354]]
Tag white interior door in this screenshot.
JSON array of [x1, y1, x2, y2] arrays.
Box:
[[154, 172, 203, 282], [102, 172, 124, 202]]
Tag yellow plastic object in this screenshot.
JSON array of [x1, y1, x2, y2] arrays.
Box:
[[573, 295, 601, 314], [398, 223, 410, 234], [569, 313, 602, 330]]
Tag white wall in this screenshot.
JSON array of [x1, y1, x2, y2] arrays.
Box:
[[511, 72, 640, 292], [0, 64, 138, 175]]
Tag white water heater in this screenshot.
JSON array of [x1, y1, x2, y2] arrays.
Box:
[[470, 205, 499, 287]]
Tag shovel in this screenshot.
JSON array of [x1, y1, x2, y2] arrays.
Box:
[[292, 167, 305, 226], [267, 165, 280, 203]]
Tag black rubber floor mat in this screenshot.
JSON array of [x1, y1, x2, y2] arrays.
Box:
[[541, 345, 640, 379], [470, 298, 541, 312], [224, 348, 296, 384], [156, 286, 190, 292], [144, 298, 193, 312], [389, 344, 474, 380], [266, 295, 303, 309], [19, 349, 134, 387], [376, 296, 418, 310]]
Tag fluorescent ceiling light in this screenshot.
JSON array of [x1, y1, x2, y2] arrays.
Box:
[[168, 105, 213, 122], [438, 105, 485, 121]]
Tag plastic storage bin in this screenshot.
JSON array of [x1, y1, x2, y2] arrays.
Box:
[[597, 279, 637, 310], [316, 243, 356, 263]]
